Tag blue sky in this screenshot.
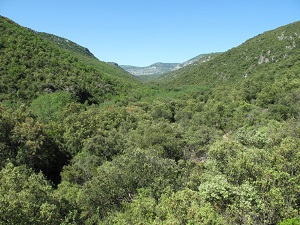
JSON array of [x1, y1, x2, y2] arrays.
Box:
[[1, 0, 300, 66]]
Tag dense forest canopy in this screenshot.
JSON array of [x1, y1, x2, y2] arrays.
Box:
[[0, 16, 299, 224]]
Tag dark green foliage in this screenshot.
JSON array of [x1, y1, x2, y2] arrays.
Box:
[[0, 16, 299, 224], [0, 106, 70, 184], [77, 149, 178, 222], [127, 120, 185, 160]]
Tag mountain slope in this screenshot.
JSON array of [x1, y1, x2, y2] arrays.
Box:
[[0, 16, 140, 104], [160, 21, 300, 86]]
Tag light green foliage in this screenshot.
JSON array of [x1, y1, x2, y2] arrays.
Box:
[[150, 100, 174, 121], [155, 188, 226, 225], [208, 140, 244, 173], [198, 174, 235, 210], [0, 163, 62, 224], [228, 182, 265, 225], [105, 188, 226, 225], [279, 217, 300, 225], [237, 125, 273, 148], [102, 189, 157, 225], [30, 91, 75, 122]]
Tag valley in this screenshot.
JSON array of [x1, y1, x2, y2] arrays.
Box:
[[0, 16, 299, 224]]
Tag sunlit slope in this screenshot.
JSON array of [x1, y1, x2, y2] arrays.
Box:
[[162, 21, 300, 87]]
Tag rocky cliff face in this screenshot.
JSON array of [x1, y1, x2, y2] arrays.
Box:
[[174, 53, 221, 70]]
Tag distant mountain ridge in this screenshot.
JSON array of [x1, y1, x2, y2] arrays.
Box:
[[121, 63, 180, 76], [120, 53, 220, 77]]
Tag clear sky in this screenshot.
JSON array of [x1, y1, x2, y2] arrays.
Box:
[[1, 0, 300, 66]]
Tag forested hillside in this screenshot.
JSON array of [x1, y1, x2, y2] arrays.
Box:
[[159, 21, 300, 87], [0, 16, 139, 105], [0, 16, 299, 225]]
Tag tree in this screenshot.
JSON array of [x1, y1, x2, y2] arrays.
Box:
[[127, 120, 184, 161], [77, 148, 178, 222], [12, 117, 69, 184], [102, 188, 157, 225], [155, 188, 226, 225], [30, 91, 75, 123], [0, 163, 62, 224]]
